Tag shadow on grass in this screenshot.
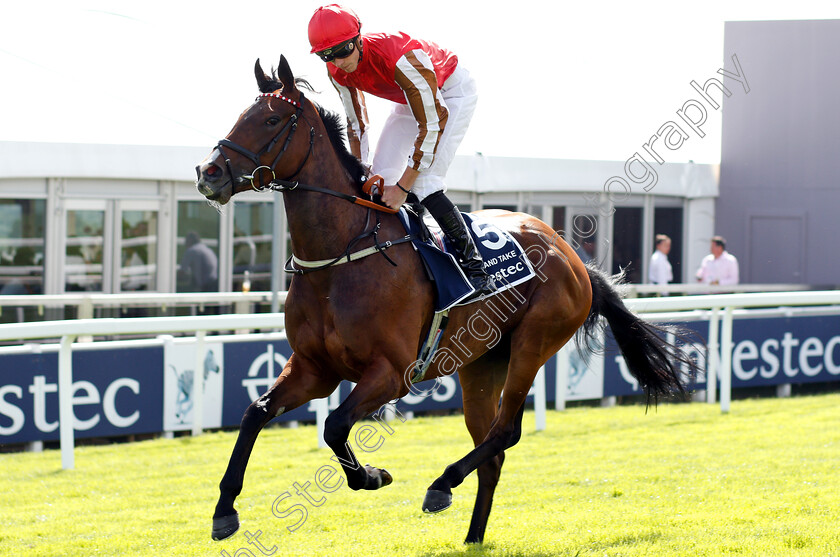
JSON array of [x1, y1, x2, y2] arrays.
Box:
[[32, 468, 66, 479], [418, 544, 565, 557], [418, 533, 662, 556]]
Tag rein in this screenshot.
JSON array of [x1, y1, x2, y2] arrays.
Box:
[[266, 175, 397, 214], [218, 90, 410, 274]]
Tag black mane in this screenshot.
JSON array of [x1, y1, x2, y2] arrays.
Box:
[[259, 70, 366, 188], [314, 105, 367, 187]]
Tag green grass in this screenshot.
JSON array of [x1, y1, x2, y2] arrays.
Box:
[[2, 394, 839, 556]]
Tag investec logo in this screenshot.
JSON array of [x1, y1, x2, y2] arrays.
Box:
[[242, 344, 288, 401], [0, 375, 140, 437]]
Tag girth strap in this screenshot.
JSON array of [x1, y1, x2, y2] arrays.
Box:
[[286, 234, 415, 273], [284, 210, 415, 275]]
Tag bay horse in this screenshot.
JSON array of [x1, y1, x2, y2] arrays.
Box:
[[196, 55, 696, 544]]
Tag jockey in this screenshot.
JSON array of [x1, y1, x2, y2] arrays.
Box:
[[308, 4, 496, 296]]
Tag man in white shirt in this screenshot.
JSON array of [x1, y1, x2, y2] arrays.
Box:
[[649, 234, 673, 296], [696, 235, 739, 286]]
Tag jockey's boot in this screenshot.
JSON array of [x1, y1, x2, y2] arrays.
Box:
[[422, 191, 496, 297]]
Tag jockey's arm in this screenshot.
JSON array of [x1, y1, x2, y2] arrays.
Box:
[[381, 167, 418, 209], [398, 167, 419, 190], [348, 132, 362, 160], [380, 51, 447, 209], [330, 74, 369, 163]]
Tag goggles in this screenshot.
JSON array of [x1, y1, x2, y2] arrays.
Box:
[[316, 38, 357, 63]]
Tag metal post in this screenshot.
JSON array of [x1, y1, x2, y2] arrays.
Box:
[[271, 190, 283, 315], [191, 331, 206, 436], [59, 334, 78, 470], [78, 295, 94, 319], [706, 307, 720, 404], [719, 306, 734, 413], [78, 297, 94, 343], [27, 441, 44, 452], [312, 398, 329, 448], [555, 346, 568, 411], [534, 366, 546, 431]]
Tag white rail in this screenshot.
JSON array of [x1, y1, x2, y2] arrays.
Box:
[[0, 313, 285, 470], [623, 290, 840, 313], [625, 283, 811, 296], [2, 290, 838, 469], [0, 284, 814, 314], [0, 291, 288, 319], [625, 291, 840, 413]]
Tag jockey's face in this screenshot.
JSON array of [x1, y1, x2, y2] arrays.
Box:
[[330, 39, 361, 73]]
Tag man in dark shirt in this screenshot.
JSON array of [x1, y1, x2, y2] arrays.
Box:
[[180, 232, 218, 292]]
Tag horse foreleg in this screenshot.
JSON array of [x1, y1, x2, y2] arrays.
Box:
[[212, 394, 278, 540], [323, 358, 402, 492], [212, 354, 338, 541]]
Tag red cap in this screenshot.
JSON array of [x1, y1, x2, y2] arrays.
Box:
[[308, 5, 361, 53]]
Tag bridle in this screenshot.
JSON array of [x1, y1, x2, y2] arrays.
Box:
[[215, 91, 397, 215], [213, 90, 412, 274], [215, 91, 314, 192]]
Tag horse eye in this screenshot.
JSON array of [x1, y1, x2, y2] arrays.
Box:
[[266, 116, 281, 126]]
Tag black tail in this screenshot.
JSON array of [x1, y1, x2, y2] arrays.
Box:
[[578, 265, 700, 404]]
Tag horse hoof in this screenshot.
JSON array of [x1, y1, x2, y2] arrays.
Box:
[[363, 465, 393, 490], [379, 468, 393, 487], [422, 489, 452, 513], [212, 513, 240, 541]]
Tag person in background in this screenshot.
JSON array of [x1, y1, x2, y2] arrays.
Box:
[[649, 234, 673, 296], [696, 235, 739, 286], [307, 4, 495, 297], [179, 232, 218, 293]]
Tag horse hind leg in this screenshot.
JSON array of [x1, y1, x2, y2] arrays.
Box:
[[451, 345, 510, 544], [423, 386, 528, 516], [212, 354, 338, 541], [423, 323, 563, 534], [462, 400, 529, 544], [467, 452, 505, 544]]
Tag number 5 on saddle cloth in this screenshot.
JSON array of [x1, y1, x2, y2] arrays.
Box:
[[397, 206, 537, 383]]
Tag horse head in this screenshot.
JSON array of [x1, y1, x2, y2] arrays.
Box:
[[196, 56, 311, 205]]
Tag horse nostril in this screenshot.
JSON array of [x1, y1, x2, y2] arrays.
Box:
[[206, 164, 221, 177]]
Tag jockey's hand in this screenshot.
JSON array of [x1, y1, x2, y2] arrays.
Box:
[[381, 184, 408, 210]]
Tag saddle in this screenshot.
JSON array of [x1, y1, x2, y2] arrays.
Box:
[[397, 198, 538, 383], [359, 180, 537, 382], [398, 198, 536, 312]]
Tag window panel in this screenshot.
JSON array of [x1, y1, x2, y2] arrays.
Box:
[[65, 209, 105, 292], [233, 202, 274, 292], [0, 199, 45, 296], [120, 210, 158, 291], [612, 207, 643, 283], [176, 201, 220, 293]]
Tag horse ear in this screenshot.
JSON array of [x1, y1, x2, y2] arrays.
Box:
[[254, 58, 271, 92], [277, 55, 296, 92]]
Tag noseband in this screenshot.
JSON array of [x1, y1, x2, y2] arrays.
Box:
[[216, 92, 314, 191]]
